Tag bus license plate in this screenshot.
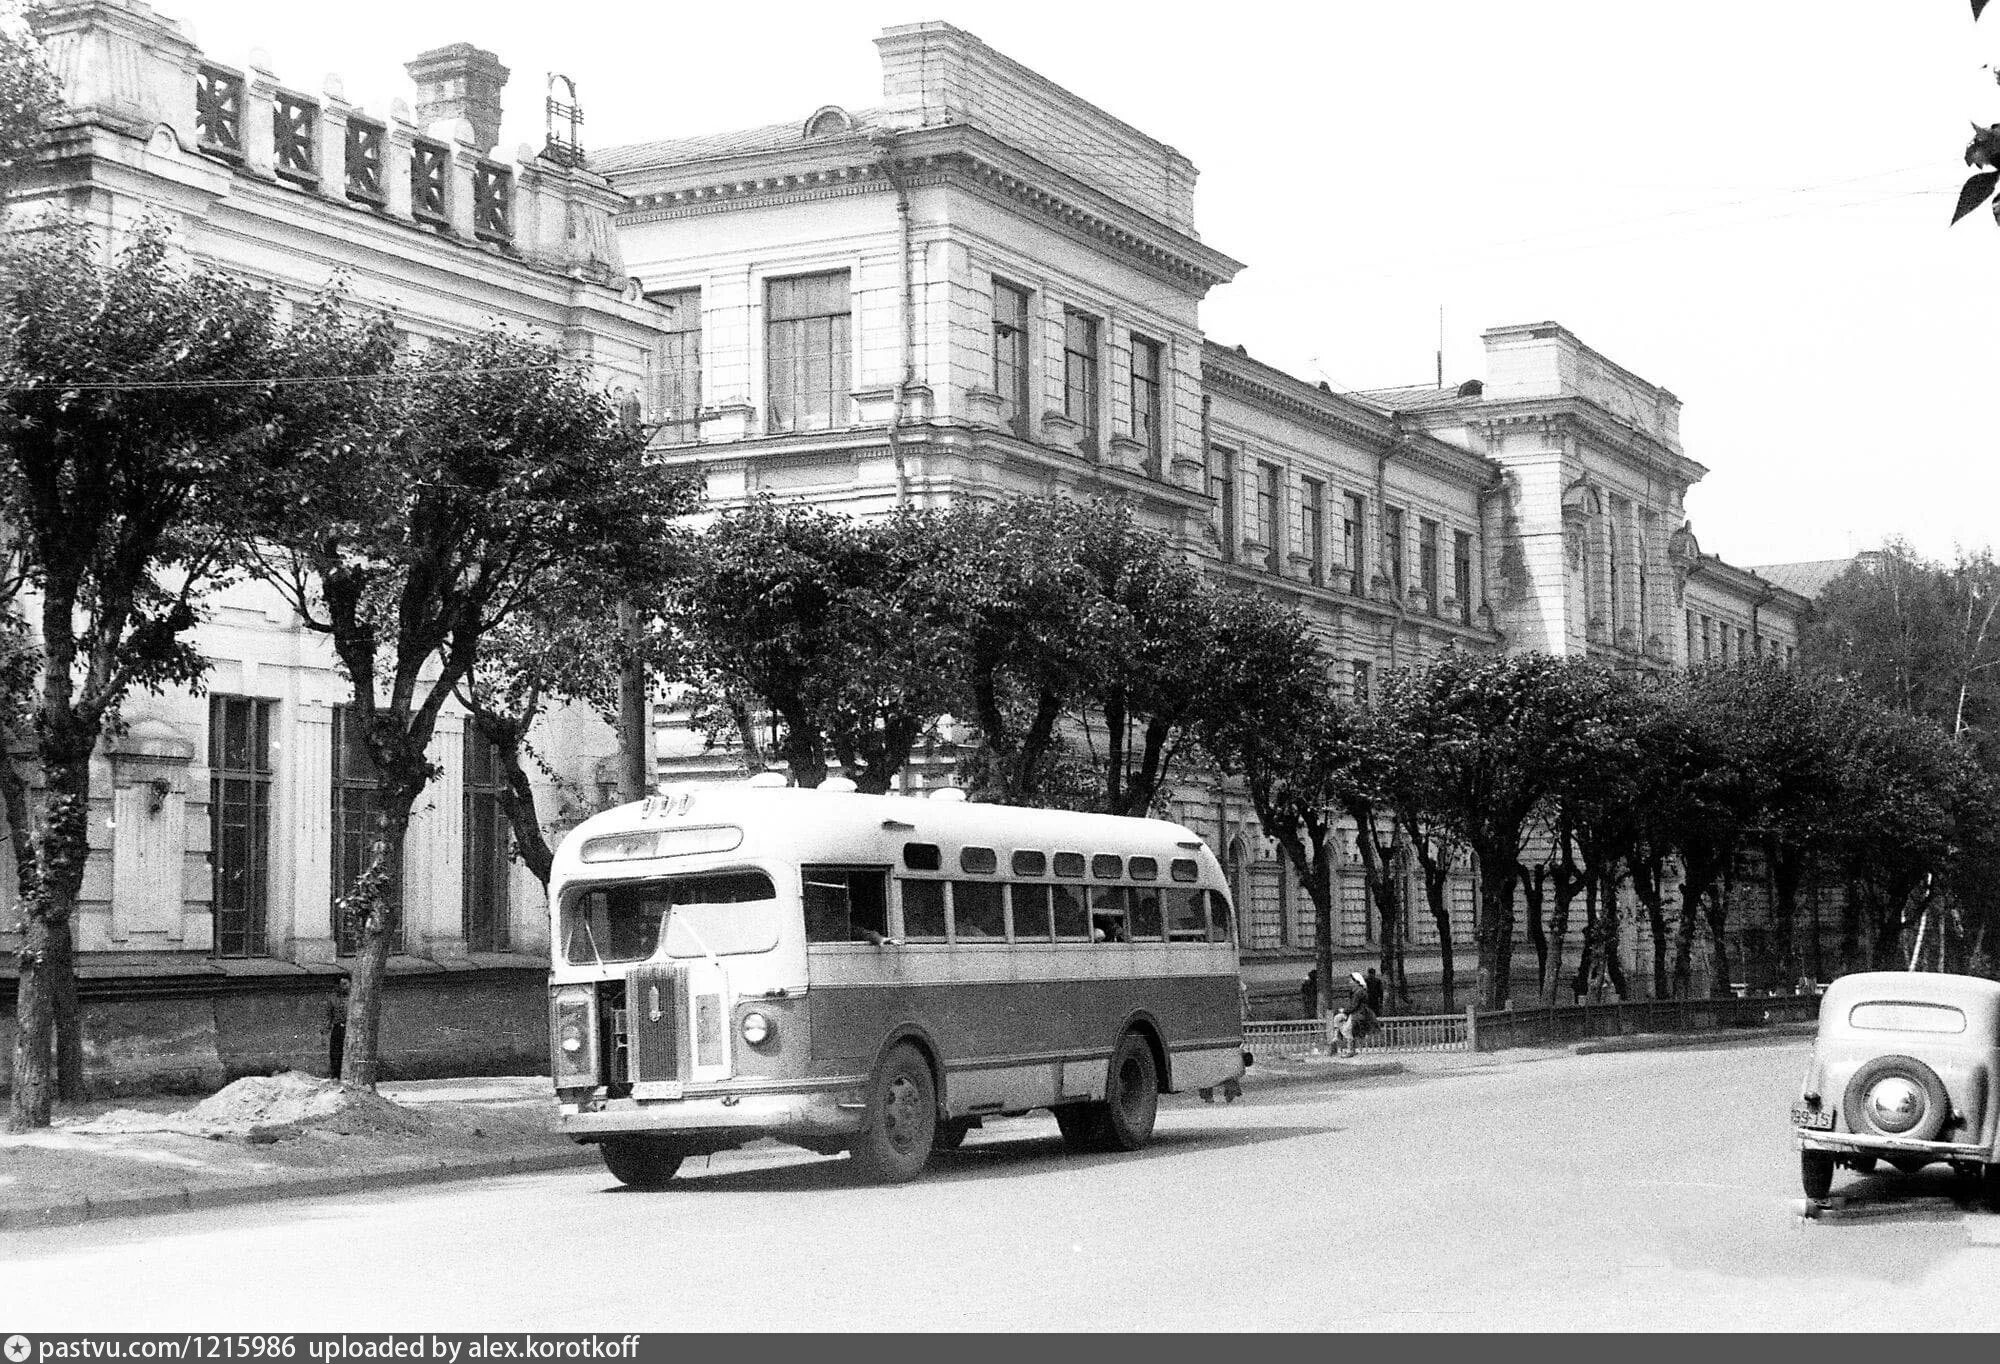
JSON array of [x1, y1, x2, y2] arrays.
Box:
[[1792, 1102, 1834, 1131]]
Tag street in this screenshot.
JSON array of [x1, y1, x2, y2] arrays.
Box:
[[4, 1037, 1995, 1331]]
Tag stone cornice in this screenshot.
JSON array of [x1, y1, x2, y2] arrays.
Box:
[[614, 126, 1241, 298], [1447, 396, 1708, 488], [1203, 349, 1498, 487]]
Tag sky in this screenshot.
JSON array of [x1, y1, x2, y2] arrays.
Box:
[[158, 0, 2000, 572]]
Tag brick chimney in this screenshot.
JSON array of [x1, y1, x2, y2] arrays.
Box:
[[404, 43, 509, 154]]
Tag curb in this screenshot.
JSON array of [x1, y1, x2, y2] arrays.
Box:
[[0, 1144, 602, 1234], [1233, 1058, 1408, 1092]]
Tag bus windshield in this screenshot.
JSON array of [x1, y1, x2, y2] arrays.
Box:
[[562, 871, 779, 965]]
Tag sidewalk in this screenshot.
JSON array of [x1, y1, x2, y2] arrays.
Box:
[[0, 1026, 1814, 1232]]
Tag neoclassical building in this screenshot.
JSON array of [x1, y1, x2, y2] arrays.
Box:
[[0, 3, 1809, 1089]]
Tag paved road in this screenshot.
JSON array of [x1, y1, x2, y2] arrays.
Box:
[[5, 1037, 1996, 1331]]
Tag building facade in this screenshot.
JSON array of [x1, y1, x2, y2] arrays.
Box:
[[2, 3, 1815, 1092]]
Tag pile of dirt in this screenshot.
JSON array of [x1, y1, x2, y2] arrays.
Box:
[[72, 1071, 435, 1143]]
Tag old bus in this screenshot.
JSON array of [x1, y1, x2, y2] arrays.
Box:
[[547, 775, 1245, 1185]]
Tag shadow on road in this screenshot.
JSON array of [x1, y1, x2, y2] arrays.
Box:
[[599, 1122, 1336, 1195], [1805, 1167, 1994, 1228]]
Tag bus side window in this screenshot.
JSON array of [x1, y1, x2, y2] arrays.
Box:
[[900, 878, 947, 940], [951, 881, 1005, 939], [1206, 889, 1235, 943], [802, 866, 891, 945], [1091, 885, 1129, 942], [1130, 892, 1163, 940], [1051, 883, 1090, 940], [1166, 886, 1207, 940], [1010, 883, 1054, 941]]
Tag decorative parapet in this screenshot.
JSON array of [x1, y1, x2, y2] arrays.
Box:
[[30, 1, 627, 281]]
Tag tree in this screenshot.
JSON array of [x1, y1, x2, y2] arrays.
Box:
[[1, 218, 315, 1129], [0, 3, 56, 197], [671, 500, 966, 793], [1393, 651, 1610, 1010], [249, 325, 678, 1090], [1802, 543, 2000, 761], [1196, 596, 1341, 1010], [454, 549, 692, 888]]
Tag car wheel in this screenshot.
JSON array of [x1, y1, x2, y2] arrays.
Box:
[[1842, 1054, 1950, 1143], [599, 1137, 685, 1189], [1844, 1155, 1878, 1174], [848, 1042, 937, 1184], [1801, 1149, 1835, 1201]]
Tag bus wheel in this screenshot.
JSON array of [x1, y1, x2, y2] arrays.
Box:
[[600, 1137, 684, 1189], [1098, 1032, 1159, 1151], [850, 1043, 937, 1184]]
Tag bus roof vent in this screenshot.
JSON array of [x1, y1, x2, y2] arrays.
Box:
[[930, 787, 968, 802], [747, 772, 788, 789], [821, 776, 859, 793]]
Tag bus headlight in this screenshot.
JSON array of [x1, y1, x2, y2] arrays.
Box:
[[741, 1011, 773, 1046], [551, 988, 597, 1084]]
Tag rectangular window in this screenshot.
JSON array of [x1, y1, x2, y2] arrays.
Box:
[[899, 878, 947, 940], [209, 696, 272, 959], [1090, 885, 1130, 942], [272, 91, 317, 183], [344, 118, 385, 203], [1130, 888, 1164, 941], [1010, 883, 1054, 942], [1353, 660, 1371, 704], [462, 732, 512, 953], [1301, 478, 1325, 586], [951, 882, 1006, 940], [803, 866, 891, 944], [1686, 611, 1696, 661], [1257, 462, 1282, 573], [1209, 445, 1236, 563], [1384, 507, 1406, 593], [331, 708, 403, 956], [651, 288, 702, 445], [1453, 530, 1474, 624], [1701, 615, 1713, 661], [766, 271, 852, 434], [1419, 518, 1440, 612], [1738, 626, 1749, 658], [1131, 334, 1163, 473], [1166, 886, 1207, 941], [992, 280, 1031, 438], [1343, 492, 1366, 587], [1052, 882, 1090, 940], [1063, 309, 1100, 451]]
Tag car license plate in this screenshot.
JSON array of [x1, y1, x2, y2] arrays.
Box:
[[1792, 1102, 1834, 1131]]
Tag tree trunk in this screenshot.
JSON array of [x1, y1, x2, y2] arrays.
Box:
[[1474, 851, 1518, 1010], [51, 922, 85, 1100], [1672, 877, 1700, 999], [1705, 884, 1734, 1000], [7, 769, 89, 1130], [1522, 865, 1549, 1002], [338, 805, 412, 1091], [476, 716, 554, 889], [615, 600, 649, 803]]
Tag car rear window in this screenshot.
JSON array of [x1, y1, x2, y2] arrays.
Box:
[[1848, 1002, 1966, 1034]]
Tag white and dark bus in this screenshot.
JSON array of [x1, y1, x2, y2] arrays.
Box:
[[547, 775, 1245, 1185]]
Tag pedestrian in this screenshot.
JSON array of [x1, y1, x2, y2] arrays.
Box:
[[325, 976, 350, 1080], [1365, 966, 1385, 1017], [1301, 967, 1320, 1019], [1341, 970, 1376, 1056]]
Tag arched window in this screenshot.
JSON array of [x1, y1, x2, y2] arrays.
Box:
[[803, 106, 855, 139]]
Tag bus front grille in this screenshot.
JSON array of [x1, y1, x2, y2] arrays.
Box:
[[596, 980, 630, 1093], [627, 961, 689, 1084]]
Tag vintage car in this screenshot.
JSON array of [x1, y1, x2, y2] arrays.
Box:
[[1793, 970, 2000, 1207]]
